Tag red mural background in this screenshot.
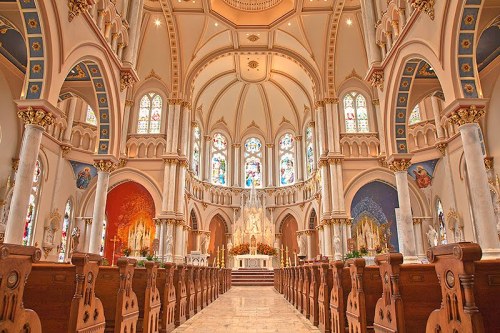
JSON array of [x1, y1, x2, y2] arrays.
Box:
[[104, 181, 156, 263]]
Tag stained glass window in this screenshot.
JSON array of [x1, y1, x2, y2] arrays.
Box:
[[85, 105, 97, 126], [279, 133, 295, 186], [436, 199, 447, 245], [23, 159, 42, 246], [409, 104, 422, 125], [211, 133, 228, 186], [343, 92, 369, 133], [58, 199, 72, 262], [137, 92, 162, 134], [192, 125, 201, 178], [305, 126, 315, 177], [244, 137, 263, 188]]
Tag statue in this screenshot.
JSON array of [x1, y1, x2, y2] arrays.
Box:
[[227, 241, 233, 254], [234, 226, 242, 246], [264, 225, 273, 245], [297, 233, 306, 256], [43, 209, 61, 246], [165, 233, 173, 254], [70, 227, 80, 253], [334, 235, 341, 256], [426, 225, 438, 247], [201, 233, 210, 254]]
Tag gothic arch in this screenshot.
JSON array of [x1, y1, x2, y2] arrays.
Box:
[[204, 209, 232, 232]]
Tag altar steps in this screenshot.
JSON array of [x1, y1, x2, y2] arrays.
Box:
[[231, 268, 274, 286]]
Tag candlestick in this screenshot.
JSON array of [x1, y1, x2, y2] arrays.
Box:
[[221, 246, 225, 268], [285, 246, 289, 267]]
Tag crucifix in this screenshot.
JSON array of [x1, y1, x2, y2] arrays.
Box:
[[109, 235, 120, 266]]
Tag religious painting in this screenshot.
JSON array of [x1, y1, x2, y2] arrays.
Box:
[[407, 159, 439, 189], [350, 181, 400, 252], [104, 181, 156, 264], [70, 161, 97, 190]]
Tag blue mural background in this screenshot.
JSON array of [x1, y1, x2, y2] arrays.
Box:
[[350, 181, 400, 251], [407, 158, 439, 189], [70, 161, 97, 190]]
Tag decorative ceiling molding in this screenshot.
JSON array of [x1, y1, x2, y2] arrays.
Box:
[[158, 0, 181, 98], [326, 0, 346, 97]]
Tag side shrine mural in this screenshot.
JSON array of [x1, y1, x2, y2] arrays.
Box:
[[350, 181, 400, 253], [70, 161, 98, 190], [104, 181, 156, 264], [407, 158, 439, 189]]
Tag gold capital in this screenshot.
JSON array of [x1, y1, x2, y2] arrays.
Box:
[[93, 160, 117, 173], [449, 105, 485, 126], [388, 159, 412, 172], [18, 107, 55, 127]]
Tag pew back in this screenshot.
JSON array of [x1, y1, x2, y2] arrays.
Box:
[[330, 261, 351, 333]]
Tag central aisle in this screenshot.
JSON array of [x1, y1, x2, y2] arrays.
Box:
[[173, 286, 321, 333]]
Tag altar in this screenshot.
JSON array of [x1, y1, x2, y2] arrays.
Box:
[[233, 254, 273, 270]]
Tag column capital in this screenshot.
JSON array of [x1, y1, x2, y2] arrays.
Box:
[[294, 135, 302, 142], [265, 143, 274, 148], [68, 0, 90, 22], [484, 157, 494, 170], [17, 106, 55, 128], [410, 0, 435, 20], [93, 159, 118, 173], [204, 135, 212, 142], [448, 105, 485, 126], [60, 144, 72, 158], [435, 142, 448, 156], [372, 99, 380, 106], [324, 97, 339, 105], [387, 154, 413, 172], [125, 100, 134, 107], [84, 218, 93, 225], [120, 68, 139, 92], [314, 100, 325, 108], [163, 157, 179, 165], [232, 143, 241, 148], [365, 66, 384, 90]]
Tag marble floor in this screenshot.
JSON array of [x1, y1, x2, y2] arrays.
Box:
[[173, 286, 321, 333]]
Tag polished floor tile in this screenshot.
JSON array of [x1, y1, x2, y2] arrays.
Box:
[[173, 286, 320, 333]]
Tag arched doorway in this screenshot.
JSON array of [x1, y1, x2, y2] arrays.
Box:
[[308, 210, 319, 259], [187, 209, 198, 254], [280, 214, 298, 264], [105, 181, 156, 264], [208, 214, 227, 266]]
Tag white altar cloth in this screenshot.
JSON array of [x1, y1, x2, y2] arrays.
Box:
[[233, 254, 273, 270]]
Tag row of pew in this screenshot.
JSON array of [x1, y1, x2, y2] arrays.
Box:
[[0, 243, 232, 333], [274, 242, 500, 333]]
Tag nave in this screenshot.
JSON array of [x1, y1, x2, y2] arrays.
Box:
[[173, 287, 319, 333]]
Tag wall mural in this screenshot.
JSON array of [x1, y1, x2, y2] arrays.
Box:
[[350, 181, 400, 253], [70, 161, 97, 190], [407, 158, 439, 189], [104, 181, 156, 264]]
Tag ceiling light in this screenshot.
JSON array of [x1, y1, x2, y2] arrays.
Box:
[[215, 22, 219, 27], [288, 22, 291, 26], [346, 18, 353, 26], [154, 19, 161, 27]]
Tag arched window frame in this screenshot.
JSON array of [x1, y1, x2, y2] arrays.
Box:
[[409, 103, 422, 125], [277, 132, 296, 186], [136, 92, 163, 134], [210, 132, 229, 186], [23, 158, 43, 246], [58, 198, 73, 262], [342, 91, 370, 133], [190, 210, 198, 230], [308, 209, 317, 230], [85, 105, 97, 126], [191, 123, 202, 178], [242, 136, 264, 188], [304, 124, 316, 178]]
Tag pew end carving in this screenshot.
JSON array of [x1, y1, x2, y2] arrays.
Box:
[[330, 261, 351, 333]]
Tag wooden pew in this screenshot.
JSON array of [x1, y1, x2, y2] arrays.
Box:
[[296, 265, 303, 311], [345, 258, 382, 333], [0, 244, 42, 333], [302, 265, 311, 319], [318, 262, 333, 333], [200, 267, 208, 308], [373, 253, 440, 333], [329, 261, 351, 333], [96, 257, 139, 333], [213, 267, 219, 299], [426, 242, 500, 333], [184, 265, 196, 319], [173, 264, 187, 327], [218, 268, 225, 294], [156, 263, 176, 333], [274, 268, 281, 292], [24, 252, 106, 333], [284, 268, 289, 301], [309, 264, 321, 326], [226, 268, 232, 291], [290, 266, 296, 305], [193, 266, 202, 313], [132, 261, 161, 333]]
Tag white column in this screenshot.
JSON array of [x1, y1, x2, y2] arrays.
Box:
[[5, 108, 54, 244], [120, 100, 133, 156], [161, 161, 170, 212], [167, 161, 177, 212], [373, 99, 386, 155], [412, 218, 425, 258], [122, 0, 144, 66], [174, 223, 184, 262], [449, 107, 500, 257], [329, 160, 339, 213], [306, 232, 313, 259], [88, 160, 115, 254], [204, 136, 212, 182], [233, 144, 240, 187], [295, 136, 303, 181], [329, 101, 341, 153], [267, 143, 274, 186], [336, 162, 346, 213], [315, 102, 326, 156], [159, 220, 165, 261], [431, 97, 445, 139], [180, 105, 190, 156], [83, 218, 92, 252], [166, 103, 175, 153], [385, 32, 393, 50], [176, 161, 187, 215], [196, 232, 201, 252], [170, 103, 181, 154], [323, 222, 333, 258], [63, 98, 77, 143], [390, 159, 418, 262], [318, 227, 324, 256], [360, 0, 382, 64], [324, 102, 335, 153], [333, 223, 342, 260], [165, 221, 174, 262], [320, 161, 331, 216]]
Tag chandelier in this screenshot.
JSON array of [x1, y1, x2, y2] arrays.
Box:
[[221, 0, 283, 11]]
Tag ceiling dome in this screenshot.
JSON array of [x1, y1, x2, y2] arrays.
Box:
[[221, 0, 283, 12]]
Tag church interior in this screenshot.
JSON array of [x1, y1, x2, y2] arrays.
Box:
[[0, 0, 500, 332]]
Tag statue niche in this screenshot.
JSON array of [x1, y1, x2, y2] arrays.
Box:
[[127, 218, 152, 257]]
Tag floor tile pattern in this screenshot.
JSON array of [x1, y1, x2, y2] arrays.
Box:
[[173, 286, 321, 333]]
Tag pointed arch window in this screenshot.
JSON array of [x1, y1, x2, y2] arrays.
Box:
[[23, 159, 42, 246], [409, 104, 422, 125], [58, 199, 73, 262], [211, 133, 228, 186], [85, 105, 97, 126], [192, 125, 201, 178], [305, 126, 315, 177], [308, 210, 317, 230], [279, 133, 295, 186], [244, 137, 263, 188], [344, 92, 369, 133], [137, 92, 162, 134]]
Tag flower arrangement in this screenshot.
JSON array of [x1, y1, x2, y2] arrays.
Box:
[[375, 245, 383, 254], [256, 242, 277, 256], [229, 243, 250, 256], [359, 246, 368, 256], [122, 247, 132, 257], [140, 246, 150, 257], [344, 250, 362, 261]]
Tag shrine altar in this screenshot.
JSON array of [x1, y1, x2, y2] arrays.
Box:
[[233, 254, 274, 270]]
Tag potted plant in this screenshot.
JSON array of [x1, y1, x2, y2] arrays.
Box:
[[140, 246, 149, 257], [122, 247, 132, 257]]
